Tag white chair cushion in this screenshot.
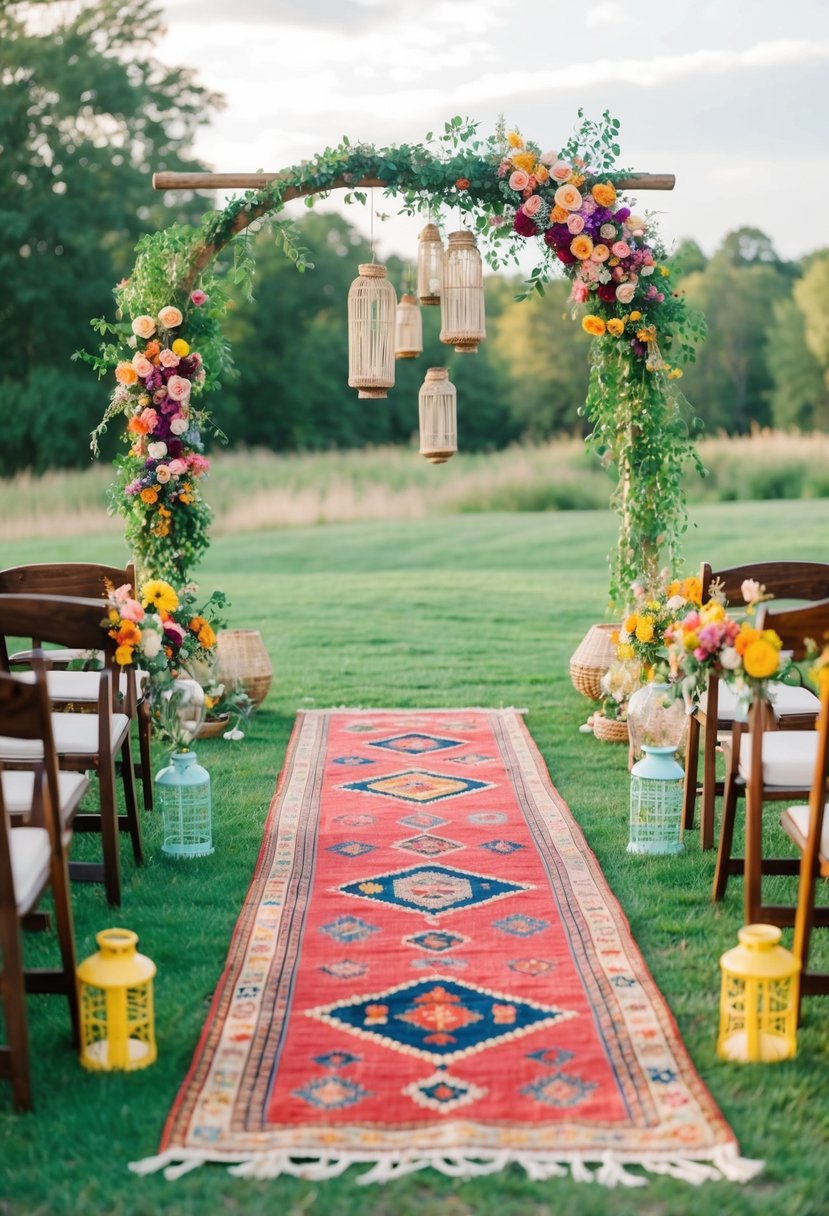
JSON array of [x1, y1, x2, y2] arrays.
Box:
[[700, 681, 819, 723], [781, 803, 829, 860], [10, 826, 51, 915], [2, 770, 89, 824], [0, 712, 130, 758], [16, 668, 146, 702], [737, 730, 819, 786]]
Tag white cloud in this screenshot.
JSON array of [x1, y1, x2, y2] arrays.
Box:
[[585, 2, 623, 29]]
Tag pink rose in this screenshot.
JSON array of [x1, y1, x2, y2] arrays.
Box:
[[539, 150, 558, 166], [131, 353, 153, 377], [188, 454, 210, 476], [131, 315, 156, 340], [190, 289, 207, 307], [167, 458, 188, 476], [570, 281, 589, 303], [567, 214, 585, 235], [554, 184, 582, 211], [611, 241, 631, 259], [508, 170, 529, 192], [522, 194, 544, 217], [169, 416, 189, 436], [616, 283, 636, 304], [166, 375, 191, 401], [120, 598, 145, 623], [155, 465, 171, 484], [139, 407, 158, 432], [157, 305, 183, 329], [590, 244, 610, 263], [550, 160, 573, 183], [159, 349, 180, 368]]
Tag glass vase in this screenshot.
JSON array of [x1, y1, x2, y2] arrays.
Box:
[[626, 681, 688, 761]]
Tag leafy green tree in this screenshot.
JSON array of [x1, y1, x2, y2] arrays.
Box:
[[668, 238, 707, 277], [766, 296, 828, 431], [794, 253, 829, 372], [0, 0, 219, 474]]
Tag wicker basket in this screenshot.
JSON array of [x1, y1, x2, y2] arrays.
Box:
[[592, 714, 630, 744], [569, 624, 618, 701], [196, 714, 230, 740], [216, 629, 273, 708]]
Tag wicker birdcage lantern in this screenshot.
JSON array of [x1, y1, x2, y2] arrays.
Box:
[[440, 230, 486, 354], [347, 263, 396, 398], [395, 294, 423, 359], [417, 223, 443, 305], [419, 367, 457, 464]]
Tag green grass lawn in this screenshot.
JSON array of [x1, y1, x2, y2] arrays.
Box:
[[2, 499, 829, 1216]]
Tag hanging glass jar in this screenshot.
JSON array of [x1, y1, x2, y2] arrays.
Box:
[[440, 230, 486, 354], [626, 681, 687, 761], [418, 367, 457, 464], [395, 293, 423, 359], [347, 263, 396, 398], [417, 222, 443, 305]]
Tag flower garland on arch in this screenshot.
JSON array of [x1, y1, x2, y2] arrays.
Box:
[[84, 111, 704, 607]]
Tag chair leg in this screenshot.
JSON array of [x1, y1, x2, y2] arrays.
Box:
[[119, 736, 143, 867], [0, 920, 33, 1111], [713, 770, 739, 902], [137, 698, 154, 811], [681, 715, 700, 832], [98, 757, 122, 908], [700, 721, 719, 852], [743, 778, 764, 925], [49, 853, 80, 1047]]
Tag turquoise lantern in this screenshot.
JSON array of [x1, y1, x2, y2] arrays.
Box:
[[627, 745, 685, 855], [156, 751, 213, 858]]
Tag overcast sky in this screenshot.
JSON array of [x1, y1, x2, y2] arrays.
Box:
[[155, 0, 829, 265]]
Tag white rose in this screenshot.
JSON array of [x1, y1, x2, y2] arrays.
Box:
[[148, 441, 167, 460], [155, 464, 171, 484], [720, 646, 741, 671], [170, 416, 189, 436], [141, 627, 163, 659]]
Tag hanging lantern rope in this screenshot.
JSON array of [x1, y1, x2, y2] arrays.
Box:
[[440, 230, 485, 354]]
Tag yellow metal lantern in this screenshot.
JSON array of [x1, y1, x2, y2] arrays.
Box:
[[395, 293, 423, 359], [440, 230, 486, 354], [419, 367, 457, 464], [347, 263, 397, 398], [416, 222, 443, 305], [718, 924, 800, 1063], [77, 928, 157, 1071]]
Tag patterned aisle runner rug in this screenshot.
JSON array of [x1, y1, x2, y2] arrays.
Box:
[[132, 709, 762, 1188]]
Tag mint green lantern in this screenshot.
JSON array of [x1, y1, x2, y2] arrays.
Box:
[[155, 751, 213, 858], [627, 745, 685, 855]]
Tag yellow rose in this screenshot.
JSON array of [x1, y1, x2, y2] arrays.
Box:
[[635, 616, 655, 643], [582, 315, 606, 337], [591, 182, 617, 207], [743, 638, 780, 680], [683, 631, 699, 651], [629, 310, 642, 321], [171, 339, 190, 357], [700, 601, 725, 625], [617, 642, 635, 661]]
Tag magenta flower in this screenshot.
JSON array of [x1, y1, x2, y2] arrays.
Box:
[[190, 289, 208, 307]]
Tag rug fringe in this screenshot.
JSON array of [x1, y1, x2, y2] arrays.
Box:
[[128, 1145, 763, 1187]]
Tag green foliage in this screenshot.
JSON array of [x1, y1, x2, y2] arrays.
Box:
[[0, 0, 219, 472]]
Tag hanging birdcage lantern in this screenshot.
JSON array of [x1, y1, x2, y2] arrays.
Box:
[[417, 222, 443, 306], [418, 367, 457, 464], [440, 230, 486, 354], [395, 294, 423, 359], [348, 263, 396, 398]]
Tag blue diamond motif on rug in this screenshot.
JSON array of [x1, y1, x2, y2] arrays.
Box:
[[522, 1071, 597, 1108], [493, 913, 549, 938], [332, 756, 376, 766], [404, 930, 467, 953], [368, 732, 463, 756], [313, 1051, 361, 1070], [340, 770, 494, 805], [479, 839, 525, 855], [306, 975, 574, 1064], [327, 840, 376, 859], [320, 916, 380, 944], [397, 812, 449, 830], [293, 1076, 371, 1110], [394, 834, 463, 857], [336, 863, 531, 918]]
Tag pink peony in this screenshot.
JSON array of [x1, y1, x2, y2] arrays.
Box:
[[611, 241, 631, 259], [167, 458, 188, 476], [616, 283, 636, 304], [567, 214, 585, 235], [166, 375, 191, 402], [570, 280, 589, 303], [119, 597, 145, 623], [522, 194, 544, 217], [188, 454, 210, 476], [550, 160, 573, 183], [190, 289, 208, 307]]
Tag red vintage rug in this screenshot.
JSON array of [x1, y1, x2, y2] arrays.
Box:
[[133, 709, 761, 1187]]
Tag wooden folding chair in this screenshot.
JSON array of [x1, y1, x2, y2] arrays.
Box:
[[0, 595, 142, 907], [0, 562, 154, 810], [0, 669, 79, 1111], [780, 673, 829, 1014], [682, 560, 829, 850], [713, 597, 829, 927]]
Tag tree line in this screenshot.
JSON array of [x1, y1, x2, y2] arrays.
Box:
[[2, 0, 827, 478]]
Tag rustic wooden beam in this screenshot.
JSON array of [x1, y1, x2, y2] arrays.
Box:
[[153, 171, 675, 193]]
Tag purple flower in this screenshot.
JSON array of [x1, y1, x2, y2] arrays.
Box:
[[615, 206, 631, 222], [125, 479, 142, 495]]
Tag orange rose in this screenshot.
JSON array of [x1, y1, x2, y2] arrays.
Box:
[[140, 487, 158, 504], [115, 362, 138, 386], [550, 204, 569, 223], [591, 182, 617, 207], [570, 235, 594, 260], [582, 315, 606, 337], [607, 318, 625, 337]]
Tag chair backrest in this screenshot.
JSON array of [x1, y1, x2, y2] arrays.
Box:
[[0, 562, 137, 600], [0, 670, 62, 856], [0, 594, 132, 716], [700, 560, 829, 607], [756, 598, 829, 662]]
